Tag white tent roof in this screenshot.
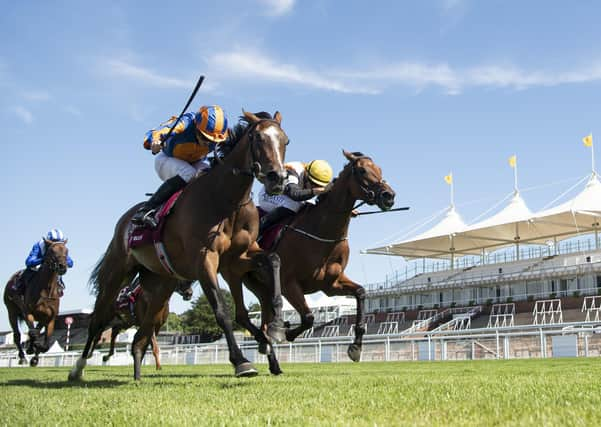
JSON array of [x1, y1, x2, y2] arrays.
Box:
[[529, 174, 601, 242], [47, 340, 64, 353], [364, 205, 475, 259], [364, 174, 601, 260]]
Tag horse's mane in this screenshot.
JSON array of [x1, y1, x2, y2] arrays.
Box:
[[314, 152, 367, 205], [218, 112, 273, 158]]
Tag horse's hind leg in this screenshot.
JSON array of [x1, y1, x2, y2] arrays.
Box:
[[102, 326, 120, 363], [8, 311, 27, 365], [131, 273, 174, 380], [150, 333, 161, 370]]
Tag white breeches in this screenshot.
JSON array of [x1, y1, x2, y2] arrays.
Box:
[[154, 152, 210, 182], [257, 186, 303, 213]]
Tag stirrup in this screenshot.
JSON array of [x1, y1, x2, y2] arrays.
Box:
[[141, 210, 158, 228]]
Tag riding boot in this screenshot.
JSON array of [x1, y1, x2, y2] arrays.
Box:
[[132, 175, 187, 228], [259, 207, 295, 236]]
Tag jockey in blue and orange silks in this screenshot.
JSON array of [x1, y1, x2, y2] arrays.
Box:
[[132, 105, 230, 228]]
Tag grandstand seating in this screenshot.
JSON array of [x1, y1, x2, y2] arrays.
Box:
[[488, 303, 516, 328], [533, 299, 563, 325]]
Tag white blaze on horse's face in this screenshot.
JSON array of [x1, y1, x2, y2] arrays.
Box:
[[263, 125, 285, 171]]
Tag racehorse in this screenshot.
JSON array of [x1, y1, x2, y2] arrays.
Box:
[[101, 278, 193, 370], [242, 151, 395, 373], [69, 111, 288, 381], [3, 240, 70, 366]]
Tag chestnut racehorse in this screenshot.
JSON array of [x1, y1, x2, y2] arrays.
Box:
[[69, 111, 288, 381], [242, 151, 396, 373]]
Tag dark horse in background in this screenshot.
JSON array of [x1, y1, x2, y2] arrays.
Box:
[[3, 240, 70, 366], [69, 111, 289, 381], [101, 277, 193, 370], [242, 151, 396, 373]]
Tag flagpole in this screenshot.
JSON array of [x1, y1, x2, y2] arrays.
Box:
[[450, 171, 454, 207], [514, 158, 518, 192], [592, 132, 596, 175]]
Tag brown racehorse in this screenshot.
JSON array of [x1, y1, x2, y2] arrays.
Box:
[[3, 240, 70, 367], [101, 278, 193, 370], [69, 111, 288, 381], [242, 151, 395, 373]]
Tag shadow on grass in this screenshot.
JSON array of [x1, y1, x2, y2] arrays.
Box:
[[4, 379, 127, 389]]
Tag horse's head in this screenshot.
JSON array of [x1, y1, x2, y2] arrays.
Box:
[[342, 150, 396, 211], [175, 281, 193, 301], [43, 239, 69, 275], [242, 110, 288, 195]]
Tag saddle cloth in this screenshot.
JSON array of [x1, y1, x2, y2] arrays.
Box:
[[257, 208, 286, 251]]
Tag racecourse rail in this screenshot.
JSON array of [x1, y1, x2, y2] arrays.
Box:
[[2, 320, 601, 368]]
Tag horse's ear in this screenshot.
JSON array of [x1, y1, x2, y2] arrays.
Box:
[[343, 149, 357, 162], [273, 111, 282, 124], [63, 238, 68, 244], [242, 110, 260, 124], [43, 238, 52, 246]]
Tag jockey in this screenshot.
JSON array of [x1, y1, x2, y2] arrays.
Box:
[[13, 228, 74, 301], [132, 105, 230, 228], [258, 160, 334, 235]]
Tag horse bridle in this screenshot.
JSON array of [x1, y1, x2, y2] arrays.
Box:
[[232, 118, 287, 182], [44, 242, 67, 274], [349, 156, 387, 209]]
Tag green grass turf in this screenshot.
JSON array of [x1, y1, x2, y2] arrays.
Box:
[[1, 359, 600, 426]]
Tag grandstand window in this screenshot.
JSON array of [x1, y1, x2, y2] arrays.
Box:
[[596, 275, 601, 290]]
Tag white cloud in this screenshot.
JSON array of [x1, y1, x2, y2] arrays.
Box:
[[210, 51, 378, 94], [63, 105, 82, 117], [12, 106, 33, 124], [21, 90, 52, 102], [101, 59, 190, 88], [257, 0, 295, 16]]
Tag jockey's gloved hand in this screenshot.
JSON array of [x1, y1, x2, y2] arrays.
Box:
[[151, 140, 162, 154]]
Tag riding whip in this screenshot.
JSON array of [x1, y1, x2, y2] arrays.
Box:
[[355, 207, 410, 216], [160, 74, 205, 147]]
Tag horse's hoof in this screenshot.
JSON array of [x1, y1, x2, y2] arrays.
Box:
[[285, 330, 296, 343], [269, 366, 283, 376], [235, 362, 258, 378], [18, 357, 27, 365], [67, 371, 82, 382], [347, 344, 362, 362], [258, 342, 271, 355], [29, 356, 39, 367], [267, 322, 286, 344], [102, 355, 110, 363]]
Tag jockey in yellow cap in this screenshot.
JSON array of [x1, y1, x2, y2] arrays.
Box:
[[132, 105, 229, 227], [258, 159, 333, 234]]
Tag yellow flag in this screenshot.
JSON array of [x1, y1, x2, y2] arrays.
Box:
[[583, 134, 593, 147], [508, 155, 516, 168], [444, 173, 453, 185]]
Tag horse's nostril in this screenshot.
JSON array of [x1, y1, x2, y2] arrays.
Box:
[[382, 191, 394, 200], [266, 171, 285, 184]]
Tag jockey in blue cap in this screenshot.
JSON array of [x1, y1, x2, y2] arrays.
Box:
[[14, 228, 74, 297]]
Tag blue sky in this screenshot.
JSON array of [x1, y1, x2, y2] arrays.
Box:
[[1, 0, 601, 330]]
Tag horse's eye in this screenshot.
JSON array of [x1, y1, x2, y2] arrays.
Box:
[[357, 167, 366, 175]]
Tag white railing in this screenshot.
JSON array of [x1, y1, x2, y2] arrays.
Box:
[[4, 319, 601, 367]]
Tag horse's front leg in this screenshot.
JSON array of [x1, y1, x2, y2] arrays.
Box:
[[282, 280, 314, 342], [199, 250, 257, 377], [245, 246, 285, 343], [150, 333, 161, 370], [324, 271, 366, 362], [7, 311, 27, 364], [223, 267, 282, 376]]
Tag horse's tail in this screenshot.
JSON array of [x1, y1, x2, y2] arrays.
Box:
[[88, 224, 131, 297]]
